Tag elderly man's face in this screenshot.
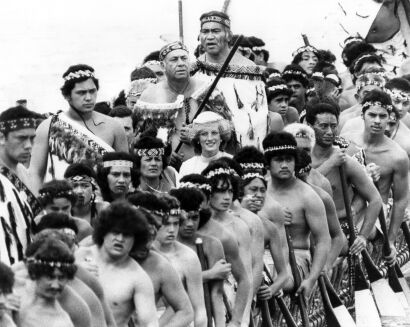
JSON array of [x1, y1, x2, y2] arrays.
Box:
[[163, 49, 189, 81], [200, 21, 230, 56]]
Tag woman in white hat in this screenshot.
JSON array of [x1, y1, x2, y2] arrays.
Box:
[[179, 111, 233, 178]]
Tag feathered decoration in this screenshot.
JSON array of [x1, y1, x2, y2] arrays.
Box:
[[247, 113, 255, 140], [7, 202, 23, 260], [233, 84, 244, 109], [1, 216, 13, 264]]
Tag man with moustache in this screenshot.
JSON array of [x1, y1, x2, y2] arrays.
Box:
[[339, 90, 409, 264], [75, 202, 158, 327], [193, 11, 269, 150], [30, 64, 128, 193], [307, 103, 382, 256]]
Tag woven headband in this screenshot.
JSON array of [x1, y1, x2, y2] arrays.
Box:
[[205, 167, 232, 179], [39, 189, 74, 200], [362, 101, 393, 113], [169, 208, 182, 216], [26, 258, 75, 269], [268, 72, 282, 79], [324, 74, 341, 86], [200, 15, 231, 28], [264, 145, 296, 153], [387, 89, 410, 102], [239, 162, 264, 169], [136, 148, 165, 157], [292, 45, 318, 57], [102, 160, 134, 168], [295, 131, 312, 139], [143, 60, 162, 67], [312, 72, 324, 79], [159, 42, 188, 61], [0, 118, 37, 133], [64, 69, 95, 81], [344, 37, 363, 47], [282, 69, 308, 80], [242, 172, 266, 181], [268, 84, 289, 92], [179, 181, 212, 192], [353, 54, 376, 72], [356, 80, 385, 92], [252, 46, 265, 52]]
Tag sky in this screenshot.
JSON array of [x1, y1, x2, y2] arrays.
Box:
[[0, 0, 369, 113]]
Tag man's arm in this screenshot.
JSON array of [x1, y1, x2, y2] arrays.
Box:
[[248, 213, 265, 296], [390, 154, 409, 246], [158, 257, 194, 327], [347, 158, 382, 254], [61, 285, 92, 327], [133, 268, 158, 327], [222, 232, 251, 327], [185, 251, 207, 327], [28, 118, 52, 195], [300, 186, 330, 297]]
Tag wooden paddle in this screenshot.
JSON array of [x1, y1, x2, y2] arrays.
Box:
[[263, 265, 298, 327], [174, 35, 244, 153], [338, 166, 382, 327], [284, 226, 310, 327], [195, 238, 213, 327]]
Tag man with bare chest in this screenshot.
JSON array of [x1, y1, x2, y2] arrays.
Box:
[[201, 162, 253, 327], [137, 42, 205, 165], [262, 131, 330, 298], [308, 103, 382, 256], [75, 202, 158, 327], [127, 192, 194, 327], [171, 186, 227, 327], [30, 64, 128, 194], [342, 90, 409, 264], [154, 194, 207, 327]]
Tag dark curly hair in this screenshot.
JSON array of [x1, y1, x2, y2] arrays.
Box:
[[0, 106, 39, 136], [93, 201, 150, 252], [34, 212, 78, 235], [305, 102, 339, 126], [39, 180, 76, 206], [179, 174, 212, 200], [361, 89, 396, 116], [26, 238, 77, 280], [170, 188, 204, 212], [262, 132, 298, 165], [202, 160, 237, 200], [60, 64, 99, 98]]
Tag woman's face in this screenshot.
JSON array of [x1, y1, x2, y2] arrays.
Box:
[[298, 51, 318, 75], [199, 126, 221, 155], [140, 156, 163, 179]]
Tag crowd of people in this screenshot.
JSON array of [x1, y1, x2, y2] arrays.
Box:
[[1, 2, 410, 327]]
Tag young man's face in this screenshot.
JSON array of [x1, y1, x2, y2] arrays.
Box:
[[286, 80, 306, 110], [140, 156, 163, 179], [35, 268, 68, 300], [71, 179, 93, 207], [199, 127, 221, 155], [200, 21, 230, 57], [113, 116, 134, 147], [107, 166, 132, 197], [311, 113, 338, 148], [298, 51, 318, 75], [389, 88, 410, 119], [268, 94, 289, 116], [179, 209, 200, 239], [363, 105, 389, 135], [163, 49, 190, 81], [103, 230, 134, 258], [66, 78, 98, 113], [210, 179, 233, 212], [1, 128, 35, 165], [269, 155, 295, 180], [156, 215, 180, 245], [45, 197, 72, 216], [242, 178, 266, 213], [385, 114, 398, 138]]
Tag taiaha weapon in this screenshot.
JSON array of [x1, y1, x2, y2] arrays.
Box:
[[263, 265, 297, 327], [317, 275, 342, 327], [339, 165, 381, 327], [178, 0, 184, 43], [302, 34, 310, 46], [175, 35, 244, 153], [195, 238, 213, 327], [284, 226, 310, 327]]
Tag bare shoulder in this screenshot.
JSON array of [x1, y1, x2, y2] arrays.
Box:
[[297, 179, 322, 202], [176, 241, 199, 261], [75, 244, 95, 259], [259, 197, 285, 223]]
